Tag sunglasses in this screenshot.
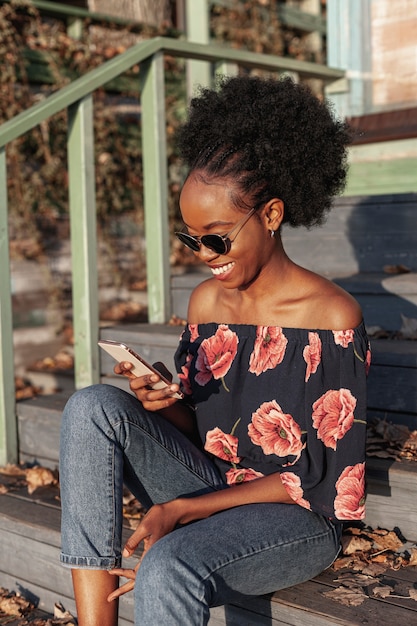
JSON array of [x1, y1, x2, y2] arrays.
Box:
[[175, 207, 257, 255]]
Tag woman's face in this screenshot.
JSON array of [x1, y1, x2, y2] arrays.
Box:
[[179, 173, 275, 291]]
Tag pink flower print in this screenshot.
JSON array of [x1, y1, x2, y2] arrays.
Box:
[[312, 389, 357, 450], [178, 353, 193, 396], [334, 463, 366, 520], [226, 467, 264, 484], [248, 400, 305, 461], [303, 332, 322, 382], [365, 348, 371, 376], [204, 427, 241, 464], [189, 324, 199, 342], [280, 472, 311, 510], [195, 325, 238, 387], [249, 326, 288, 375], [333, 329, 354, 348]]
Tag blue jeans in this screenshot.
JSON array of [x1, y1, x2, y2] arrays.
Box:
[[60, 384, 341, 625]]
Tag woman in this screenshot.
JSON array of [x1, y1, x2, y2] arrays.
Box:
[[60, 76, 369, 626]]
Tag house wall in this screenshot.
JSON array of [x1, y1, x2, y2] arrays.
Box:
[[371, 0, 417, 111]]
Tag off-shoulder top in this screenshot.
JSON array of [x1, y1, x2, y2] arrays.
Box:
[[174, 321, 370, 522]]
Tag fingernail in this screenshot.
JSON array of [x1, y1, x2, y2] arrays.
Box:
[[122, 547, 130, 557]]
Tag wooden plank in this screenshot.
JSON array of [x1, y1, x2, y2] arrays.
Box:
[[368, 409, 417, 431], [267, 577, 417, 625], [367, 364, 417, 414], [16, 393, 70, 467], [365, 459, 417, 541], [334, 273, 417, 295], [369, 340, 417, 367], [357, 294, 417, 330], [282, 225, 417, 276]]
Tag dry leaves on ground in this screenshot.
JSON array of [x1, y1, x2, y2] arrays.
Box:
[[367, 418, 417, 461], [0, 464, 58, 495], [325, 524, 417, 607], [30, 351, 74, 372], [15, 377, 42, 401], [0, 588, 76, 624], [0, 464, 144, 526]]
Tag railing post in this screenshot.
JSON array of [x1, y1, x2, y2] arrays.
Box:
[[0, 147, 18, 465], [185, 0, 212, 96], [67, 95, 100, 388], [140, 51, 171, 323]]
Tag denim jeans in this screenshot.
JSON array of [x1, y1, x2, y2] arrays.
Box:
[[60, 384, 341, 625]]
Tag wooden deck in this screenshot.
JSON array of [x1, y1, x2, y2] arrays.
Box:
[[1, 467, 417, 626]]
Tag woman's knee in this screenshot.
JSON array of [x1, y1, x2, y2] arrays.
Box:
[[62, 384, 129, 427]]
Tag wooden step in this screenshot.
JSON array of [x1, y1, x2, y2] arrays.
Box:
[[1, 473, 417, 626]]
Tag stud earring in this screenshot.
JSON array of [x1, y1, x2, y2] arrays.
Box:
[[270, 230, 275, 238]]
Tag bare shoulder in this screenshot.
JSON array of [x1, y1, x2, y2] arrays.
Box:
[[187, 278, 221, 323], [309, 273, 363, 330]]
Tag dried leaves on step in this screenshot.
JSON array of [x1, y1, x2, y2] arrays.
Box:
[[15, 377, 41, 401], [0, 588, 76, 624], [0, 588, 32, 618], [326, 524, 417, 607], [25, 467, 58, 495], [367, 418, 417, 461], [0, 464, 58, 496]]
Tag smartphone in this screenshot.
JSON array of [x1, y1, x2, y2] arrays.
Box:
[[98, 339, 184, 399]]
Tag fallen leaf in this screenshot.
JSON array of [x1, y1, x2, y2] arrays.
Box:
[[372, 584, 394, 598], [383, 264, 411, 274], [333, 573, 377, 588], [54, 601, 76, 623], [400, 314, 417, 339], [25, 466, 58, 494], [361, 562, 388, 576], [408, 589, 417, 601], [332, 556, 356, 571], [368, 529, 403, 551], [341, 534, 373, 555], [0, 464, 27, 476], [0, 592, 32, 616], [323, 586, 367, 606]]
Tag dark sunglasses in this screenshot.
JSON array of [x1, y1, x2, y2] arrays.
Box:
[[175, 207, 257, 255]]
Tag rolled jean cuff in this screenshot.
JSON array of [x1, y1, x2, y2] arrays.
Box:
[[60, 552, 121, 570]]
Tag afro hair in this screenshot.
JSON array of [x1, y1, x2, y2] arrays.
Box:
[[176, 75, 351, 228]]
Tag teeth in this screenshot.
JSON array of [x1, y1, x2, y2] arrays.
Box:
[[211, 262, 234, 275]]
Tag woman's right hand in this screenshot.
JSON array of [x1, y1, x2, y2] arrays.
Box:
[[114, 361, 181, 412]]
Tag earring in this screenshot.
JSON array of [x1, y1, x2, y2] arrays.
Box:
[[270, 230, 275, 238]]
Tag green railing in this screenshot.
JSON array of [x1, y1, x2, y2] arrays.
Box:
[[0, 35, 345, 465]]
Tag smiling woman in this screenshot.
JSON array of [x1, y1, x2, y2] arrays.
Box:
[[59, 75, 370, 626]]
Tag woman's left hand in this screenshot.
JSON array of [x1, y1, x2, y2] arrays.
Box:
[[107, 500, 185, 602]]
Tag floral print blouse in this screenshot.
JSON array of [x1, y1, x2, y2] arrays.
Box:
[[174, 322, 371, 522]]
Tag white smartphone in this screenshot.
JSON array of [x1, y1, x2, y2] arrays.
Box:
[[98, 339, 184, 399]]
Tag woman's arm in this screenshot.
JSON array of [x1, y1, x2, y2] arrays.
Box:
[[108, 472, 294, 601], [114, 361, 199, 442], [122, 472, 294, 558]]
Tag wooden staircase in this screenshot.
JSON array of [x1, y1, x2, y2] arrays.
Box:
[[1, 193, 417, 624], [2, 319, 417, 625]]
